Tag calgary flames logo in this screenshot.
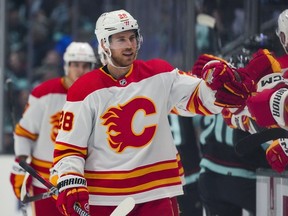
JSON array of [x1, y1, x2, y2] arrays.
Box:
[[50, 111, 61, 142], [101, 97, 157, 153]]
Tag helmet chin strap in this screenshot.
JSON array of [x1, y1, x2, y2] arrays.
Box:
[[107, 55, 131, 69], [104, 48, 137, 69], [283, 44, 288, 54], [279, 38, 288, 54]]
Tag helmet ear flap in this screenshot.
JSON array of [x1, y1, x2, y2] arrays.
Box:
[[64, 63, 69, 76], [100, 40, 111, 56], [276, 9, 288, 54], [277, 10, 288, 45], [279, 32, 286, 46]]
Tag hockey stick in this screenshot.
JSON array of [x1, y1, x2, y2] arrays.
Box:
[[20, 172, 30, 201], [110, 197, 135, 216], [235, 128, 288, 156], [19, 161, 136, 216], [20, 171, 56, 203], [22, 190, 54, 203], [20, 178, 136, 213], [19, 161, 58, 193], [19, 161, 89, 216]]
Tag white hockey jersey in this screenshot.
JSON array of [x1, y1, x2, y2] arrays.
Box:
[[54, 59, 221, 205], [14, 77, 68, 188]]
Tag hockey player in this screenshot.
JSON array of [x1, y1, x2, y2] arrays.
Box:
[[244, 9, 288, 173], [200, 8, 288, 174], [52, 9, 253, 216], [9, 42, 96, 216], [194, 113, 269, 216], [169, 114, 203, 216], [219, 9, 288, 173], [246, 8, 288, 129], [191, 54, 269, 216]]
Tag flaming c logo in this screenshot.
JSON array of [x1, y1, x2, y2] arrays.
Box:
[[101, 97, 157, 153], [50, 111, 61, 142]]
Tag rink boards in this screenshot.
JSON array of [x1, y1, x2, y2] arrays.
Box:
[[257, 168, 288, 216]]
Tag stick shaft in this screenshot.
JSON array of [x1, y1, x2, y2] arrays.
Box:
[[22, 192, 53, 203], [19, 161, 89, 216], [19, 161, 56, 191], [235, 128, 288, 155], [19, 162, 133, 216]]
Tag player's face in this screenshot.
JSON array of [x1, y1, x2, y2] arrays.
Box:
[[67, 62, 92, 82], [109, 30, 138, 67]]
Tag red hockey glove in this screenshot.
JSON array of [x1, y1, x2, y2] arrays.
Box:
[[57, 174, 89, 216], [10, 158, 31, 199], [222, 108, 264, 134], [266, 139, 288, 173], [222, 108, 250, 130], [256, 73, 285, 92], [246, 83, 288, 128], [202, 60, 256, 108], [191, 54, 227, 77], [238, 49, 281, 83]]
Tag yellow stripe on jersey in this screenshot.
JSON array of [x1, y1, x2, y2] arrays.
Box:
[[85, 161, 178, 179], [53, 142, 87, 164], [176, 154, 184, 176], [31, 157, 53, 179], [88, 177, 181, 194], [84, 158, 182, 195], [187, 84, 213, 115], [37, 171, 50, 179], [264, 49, 281, 73], [32, 157, 53, 168], [14, 123, 38, 141]]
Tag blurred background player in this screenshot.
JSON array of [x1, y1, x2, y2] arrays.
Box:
[[169, 114, 203, 216], [9, 42, 96, 216], [246, 8, 288, 129], [193, 107, 269, 216]]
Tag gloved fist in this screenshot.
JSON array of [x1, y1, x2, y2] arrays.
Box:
[[222, 108, 264, 134], [222, 108, 250, 130], [246, 83, 288, 128], [238, 49, 281, 83], [10, 158, 31, 199], [191, 54, 227, 77], [266, 138, 288, 173], [202, 60, 256, 108], [57, 174, 89, 216]]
